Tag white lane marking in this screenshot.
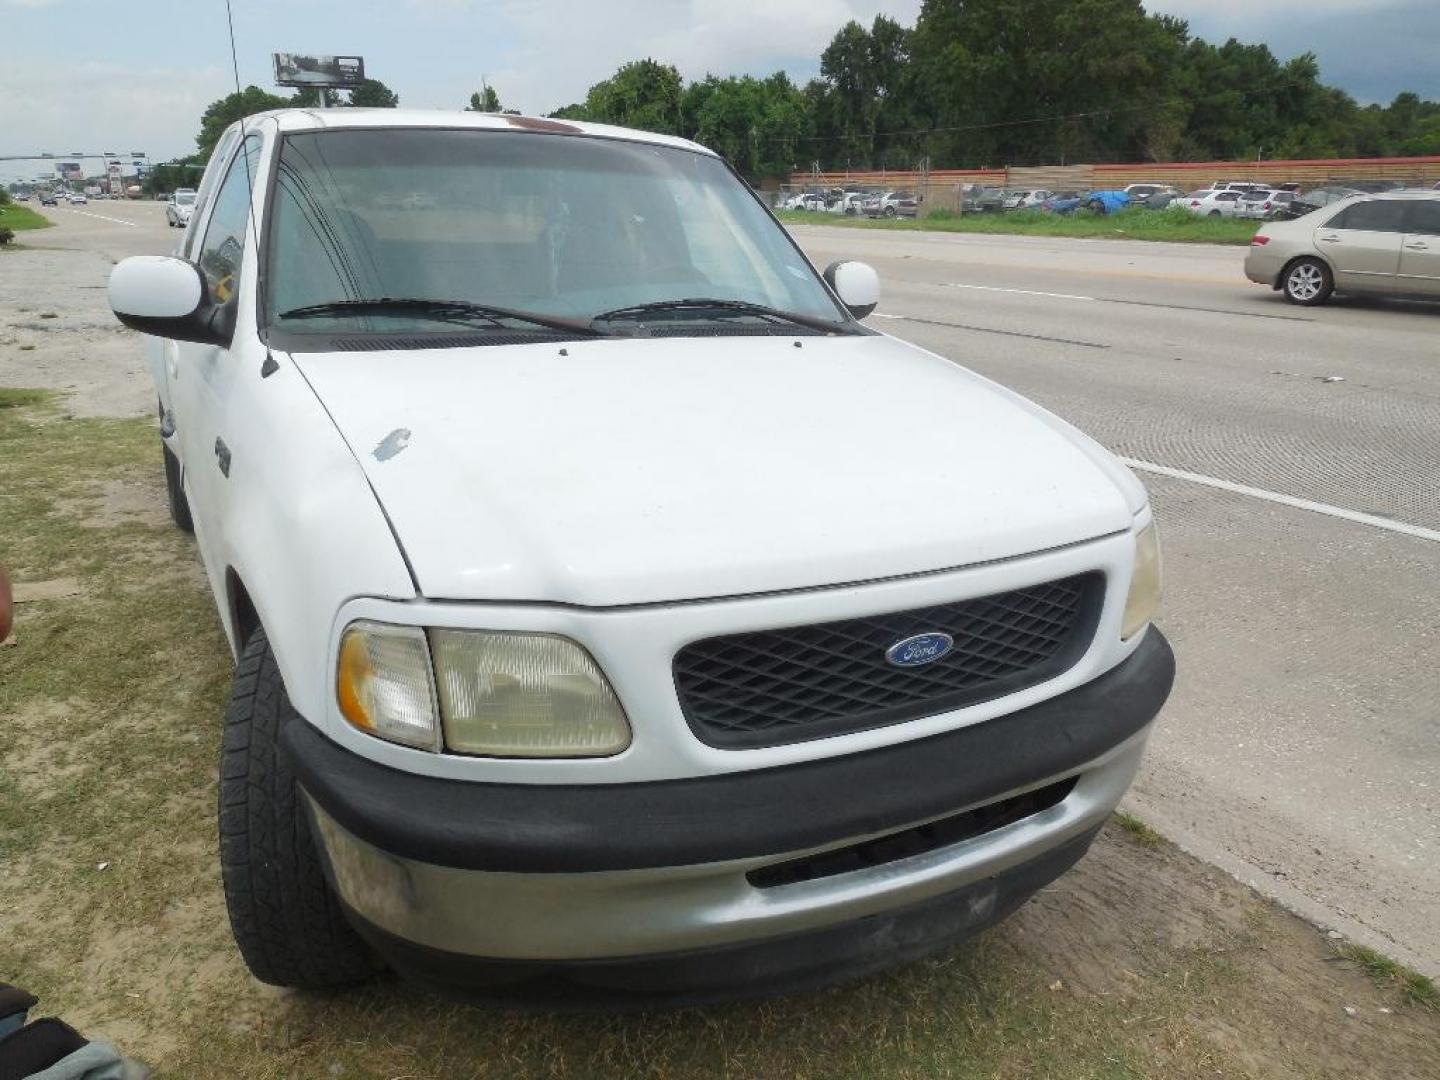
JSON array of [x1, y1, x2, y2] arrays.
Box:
[[872, 312, 906, 319], [1122, 458, 1440, 544], [942, 281, 1095, 302], [59, 208, 139, 227]]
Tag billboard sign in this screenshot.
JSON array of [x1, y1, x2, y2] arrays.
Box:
[[58, 162, 82, 180], [272, 53, 365, 88]]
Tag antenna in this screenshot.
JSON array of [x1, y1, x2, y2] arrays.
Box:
[[224, 0, 267, 368]]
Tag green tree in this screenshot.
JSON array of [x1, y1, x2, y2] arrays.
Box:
[[346, 79, 399, 108], [290, 86, 341, 107], [581, 59, 684, 134], [195, 86, 291, 157], [530, 1, 1440, 174], [468, 86, 502, 112]]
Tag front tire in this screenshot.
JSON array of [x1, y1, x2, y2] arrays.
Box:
[[1281, 257, 1333, 306], [219, 627, 381, 989], [161, 439, 194, 534]]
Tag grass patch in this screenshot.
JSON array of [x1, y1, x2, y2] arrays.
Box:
[[1113, 811, 1166, 848], [0, 387, 53, 409], [777, 206, 1260, 245], [1338, 943, 1439, 1010], [0, 202, 55, 231]]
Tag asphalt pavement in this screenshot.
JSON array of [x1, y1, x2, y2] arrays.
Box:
[[16, 205, 1439, 976], [792, 222, 1440, 976]]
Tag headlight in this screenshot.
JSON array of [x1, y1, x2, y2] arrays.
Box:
[[1121, 521, 1162, 640], [336, 621, 441, 750], [429, 630, 631, 758]]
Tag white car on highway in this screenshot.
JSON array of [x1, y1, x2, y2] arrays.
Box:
[[107, 108, 1172, 1000], [68, 192, 88, 205], [165, 190, 197, 228]]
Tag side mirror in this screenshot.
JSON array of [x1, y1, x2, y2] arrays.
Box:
[[823, 260, 880, 320], [109, 255, 232, 346]]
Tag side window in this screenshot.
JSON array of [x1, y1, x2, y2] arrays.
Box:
[[1326, 199, 1408, 233], [196, 136, 261, 307], [1217, 192, 1239, 202], [181, 127, 240, 260], [1404, 200, 1440, 236]]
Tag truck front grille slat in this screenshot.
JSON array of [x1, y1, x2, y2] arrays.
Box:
[[674, 573, 1103, 748]]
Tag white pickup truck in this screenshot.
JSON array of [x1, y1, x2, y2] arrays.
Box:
[[108, 108, 1173, 1003]]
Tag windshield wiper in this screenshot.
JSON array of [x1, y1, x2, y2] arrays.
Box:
[[591, 298, 855, 335], [277, 298, 604, 336]]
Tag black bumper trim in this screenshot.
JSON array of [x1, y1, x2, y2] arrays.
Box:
[[284, 629, 1172, 874], [345, 825, 1104, 1006]]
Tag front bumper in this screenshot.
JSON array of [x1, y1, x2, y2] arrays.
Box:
[[288, 629, 1173, 988]]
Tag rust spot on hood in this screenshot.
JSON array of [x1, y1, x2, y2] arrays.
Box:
[[504, 115, 581, 135]]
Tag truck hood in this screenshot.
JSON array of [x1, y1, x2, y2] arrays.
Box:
[[292, 333, 1139, 606]]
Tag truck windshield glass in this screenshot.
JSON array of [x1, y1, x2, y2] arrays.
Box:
[[265, 128, 848, 336]]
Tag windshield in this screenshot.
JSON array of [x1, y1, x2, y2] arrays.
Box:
[[176, 193, 196, 205], [264, 128, 847, 339]]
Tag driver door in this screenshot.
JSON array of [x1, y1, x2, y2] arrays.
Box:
[[170, 134, 262, 563]]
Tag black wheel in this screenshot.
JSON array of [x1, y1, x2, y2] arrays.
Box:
[[1281, 257, 1333, 306], [1088, 200, 1105, 214], [219, 627, 381, 988], [161, 441, 194, 533], [1208, 209, 1221, 218], [884, 206, 897, 218]]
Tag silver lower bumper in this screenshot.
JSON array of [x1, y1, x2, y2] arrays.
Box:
[[307, 728, 1149, 962]]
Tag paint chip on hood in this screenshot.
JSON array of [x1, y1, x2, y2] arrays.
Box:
[[373, 428, 411, 462]]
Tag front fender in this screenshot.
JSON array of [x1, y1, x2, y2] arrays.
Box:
[[211, 352, 415, 727]]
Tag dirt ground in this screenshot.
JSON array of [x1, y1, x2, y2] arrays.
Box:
[[1, 237, 1437, 1078]]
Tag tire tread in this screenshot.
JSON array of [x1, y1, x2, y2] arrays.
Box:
[[219, 627, 379, 988]]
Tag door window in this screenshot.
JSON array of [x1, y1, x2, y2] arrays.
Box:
[[181, 127, 241, 260], [1403, 200, 1440, 236], [1324, 199, 1408, 232], [196, 136, 261, 307]]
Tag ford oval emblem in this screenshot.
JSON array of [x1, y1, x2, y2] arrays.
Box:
[[885, 632, 955, 668]]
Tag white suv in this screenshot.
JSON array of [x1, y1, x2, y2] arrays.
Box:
[[108, 109, 1173, 1001]]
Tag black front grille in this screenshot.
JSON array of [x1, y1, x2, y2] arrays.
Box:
[[674, 573, 1102, 748]]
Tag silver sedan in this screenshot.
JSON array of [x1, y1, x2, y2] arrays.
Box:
[[1244, 191, 1440, 305]]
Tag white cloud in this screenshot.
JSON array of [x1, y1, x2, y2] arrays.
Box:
[[0, 59, 230, 178], [482, 0, 921, 115]]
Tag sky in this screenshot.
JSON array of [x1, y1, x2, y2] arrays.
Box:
[[3, 0, 1437, 181]]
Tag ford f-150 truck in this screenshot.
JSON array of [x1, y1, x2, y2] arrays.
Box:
[[108, 108, 1173, 1003]]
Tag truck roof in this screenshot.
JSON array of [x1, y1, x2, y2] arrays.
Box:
[[240, 108, 715, 157]]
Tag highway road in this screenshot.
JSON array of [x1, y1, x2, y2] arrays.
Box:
[[792, 222, 1440, 976], [10, 204, 1438, 976]]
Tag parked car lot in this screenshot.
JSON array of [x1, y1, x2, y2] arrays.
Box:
[[1246, 190, 1440, 304]]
